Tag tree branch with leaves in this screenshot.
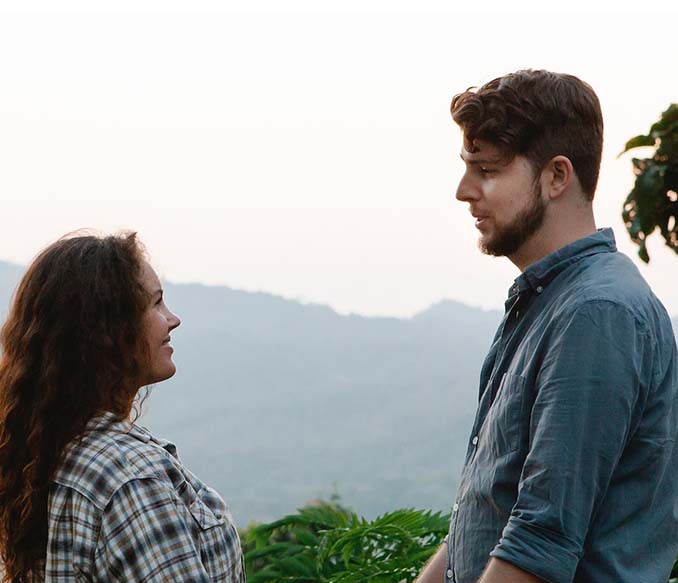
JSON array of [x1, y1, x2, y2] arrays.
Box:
[[620, 104, 678, 262]]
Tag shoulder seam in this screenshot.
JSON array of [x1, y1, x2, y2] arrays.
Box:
[[564, 298, 652, 337], [54, 435, 165, 511]]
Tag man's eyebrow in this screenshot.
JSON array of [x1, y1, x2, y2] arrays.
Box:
[[459, 154, 497, 165]]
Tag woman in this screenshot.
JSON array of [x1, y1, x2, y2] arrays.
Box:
[[0, 233, 244, 582]]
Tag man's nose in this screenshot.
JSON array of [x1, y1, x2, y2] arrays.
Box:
[[455, 173, 478, 203]]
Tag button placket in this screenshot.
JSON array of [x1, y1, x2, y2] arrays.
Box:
[[449, 500, 460, 582]]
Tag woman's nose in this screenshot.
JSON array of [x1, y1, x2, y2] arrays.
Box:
[[168, 310, 181, 331]]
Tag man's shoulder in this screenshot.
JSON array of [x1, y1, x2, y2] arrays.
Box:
[[556, 250, 670, 331], [53, 424, 183, 511], [576, 249, 647, 299]]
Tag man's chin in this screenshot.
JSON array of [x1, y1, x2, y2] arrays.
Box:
[[478, 235, 505, 257], [480, 236, 526, 258]]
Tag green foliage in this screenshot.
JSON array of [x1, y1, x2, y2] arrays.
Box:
[[620, 104, 678, 262], [243, 502, 449, 583], [243, 499, 678, 581]]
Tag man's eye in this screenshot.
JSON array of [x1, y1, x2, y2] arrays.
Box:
[[479, 167, 494, 175]]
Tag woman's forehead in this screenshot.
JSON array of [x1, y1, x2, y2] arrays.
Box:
[[140, 261, 161, 292]]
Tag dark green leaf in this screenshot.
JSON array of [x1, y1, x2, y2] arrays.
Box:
[[622, 105, 678, 262], [620, 134, 655, 155]]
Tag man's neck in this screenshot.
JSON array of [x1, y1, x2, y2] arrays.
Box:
[[509, 216, 598, 272]]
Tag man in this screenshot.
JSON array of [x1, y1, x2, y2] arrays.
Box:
[[417, 70, 678, 583]]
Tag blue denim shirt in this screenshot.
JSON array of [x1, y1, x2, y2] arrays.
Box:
[[446, 229, 678, 583]]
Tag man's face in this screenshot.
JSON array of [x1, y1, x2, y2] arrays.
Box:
[[456, 140, 546, 258]]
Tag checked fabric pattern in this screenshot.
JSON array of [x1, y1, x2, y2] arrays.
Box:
[[34, 411, 245, 582]]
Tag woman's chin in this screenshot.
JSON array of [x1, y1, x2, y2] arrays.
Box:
[[141, 363, 177, 387]]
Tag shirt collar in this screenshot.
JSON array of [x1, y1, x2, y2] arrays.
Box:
[[85, 410, 153, 443], [508, 228, 617, 298]]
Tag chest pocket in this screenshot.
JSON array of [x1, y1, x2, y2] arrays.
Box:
[[483, 373, 527, 456], [188, 485, 244, 582]]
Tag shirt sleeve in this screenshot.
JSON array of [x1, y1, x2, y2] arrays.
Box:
[[94, 477, 214, 583], [489, 300, 651, 583]]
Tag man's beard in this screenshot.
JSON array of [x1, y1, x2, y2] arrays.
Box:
[[480, 183, 546, 257]]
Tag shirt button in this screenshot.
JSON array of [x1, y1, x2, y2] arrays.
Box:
[[536, 285, 544, 293], [453, 503, 459, 512], [447, 569, 454, 579], [214, 512, 223, 519], [472, 435, 479, 446]]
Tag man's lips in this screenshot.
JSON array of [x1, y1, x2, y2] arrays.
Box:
[[471, 212, 490, 228]]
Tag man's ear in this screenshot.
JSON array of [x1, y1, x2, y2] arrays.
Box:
[[543, 155, 575, 200]]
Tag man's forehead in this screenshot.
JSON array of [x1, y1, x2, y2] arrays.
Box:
[[459, 141, 505, 164]]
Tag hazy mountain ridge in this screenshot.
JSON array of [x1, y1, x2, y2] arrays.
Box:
[[0, 261, 499, 522], [149, 279, 501, 522], [0, 261, 23, 318], [1, 261, 676, 526]]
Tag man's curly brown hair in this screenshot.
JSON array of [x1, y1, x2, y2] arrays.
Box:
[[451, 69, 604, 200]]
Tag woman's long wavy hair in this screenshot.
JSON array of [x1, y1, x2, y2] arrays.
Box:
[[0, 232, 149, 582]]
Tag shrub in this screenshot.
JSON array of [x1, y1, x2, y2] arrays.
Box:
[[243, 502, 449, 583]]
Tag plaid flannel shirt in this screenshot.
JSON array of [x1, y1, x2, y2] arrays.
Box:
[[36, 411, 245, 582]]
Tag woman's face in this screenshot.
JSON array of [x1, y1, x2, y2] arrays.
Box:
[[138, 261, 181, 386]]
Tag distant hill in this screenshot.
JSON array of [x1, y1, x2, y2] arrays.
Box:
[[141, 280, 501, 524], [0, 261, 22, 317], [0, 261, 500, 524], [1, 261, 676, 527]]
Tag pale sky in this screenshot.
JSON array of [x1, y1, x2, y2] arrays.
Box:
[[1, 0, 677, 317]]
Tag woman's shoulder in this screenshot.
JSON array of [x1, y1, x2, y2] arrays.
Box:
[[52, 412, 187, 511]]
